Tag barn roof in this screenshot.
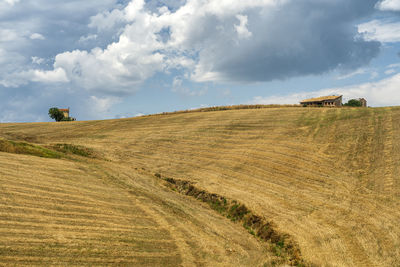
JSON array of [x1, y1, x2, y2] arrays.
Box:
[[300, 95, 342, 103]]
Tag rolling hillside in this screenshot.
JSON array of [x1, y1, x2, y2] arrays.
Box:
[[1, 106, 400, 266]]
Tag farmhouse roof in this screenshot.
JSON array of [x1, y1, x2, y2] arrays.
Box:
[[59, 108, 69, 112], [300, 95, 342, 103]]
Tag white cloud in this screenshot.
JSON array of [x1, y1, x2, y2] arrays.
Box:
[[358, 20, 400, 43], [125, 0, 145, 21], [89, 9, 126, 32], [376, 0, 400, 11], [78, 34, 98, 43], [30, 33, 45, 40], [252, 72, 400, 107], [53, 40, 164, 93], [337, 69, 368, 80], [3, 0, 20, 6], [31, 56, 45, 65], [235, 14, 252, 39], [11, 0, 382, 95], [31, 68, 69, 83], [0, 68, 68, 87], [385, 69, 396, 75], [336, 68, 379, 80], [158, 6, 170, 15], [387, 63, 400, 68]]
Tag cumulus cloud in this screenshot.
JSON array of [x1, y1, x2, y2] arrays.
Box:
[[30, 0, 380, 93], [31, 56, 45, 65], [0, 0, 122, 87], [187, 0, 380, 82], [31, 68, 69, 83], [235, 14, 252, 39], [78, 34, 98, 43], [53, 44, 164, 94], [376, 0, 400, 11], [252, 72, 400, 107], [30, 33, 45, 40], [89, 9, 126, 32], [359, 20, 400, 42], [0, 68, 68, 87]]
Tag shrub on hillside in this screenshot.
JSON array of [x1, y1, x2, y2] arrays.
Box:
[[344, 99, 362, 107]]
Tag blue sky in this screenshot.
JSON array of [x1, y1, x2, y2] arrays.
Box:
[[1, 0, 400, 122]]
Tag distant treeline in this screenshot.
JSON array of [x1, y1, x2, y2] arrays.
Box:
[[147, 104, 301, 117]]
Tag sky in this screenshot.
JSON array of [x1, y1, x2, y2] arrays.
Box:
[[1, 0, 400, 122]]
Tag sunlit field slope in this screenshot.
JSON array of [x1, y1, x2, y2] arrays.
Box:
[[1, 106, 400, 266], [0, 150, 266, 266]]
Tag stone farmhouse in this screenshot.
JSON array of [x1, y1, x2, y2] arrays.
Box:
[[300, 95, 343, 107], [59, 108, 70, 118], [358, 98, 367, 107]]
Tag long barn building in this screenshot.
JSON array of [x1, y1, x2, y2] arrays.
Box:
[[300, 95, 342, 107]]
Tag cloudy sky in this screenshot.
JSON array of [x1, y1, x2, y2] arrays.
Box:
[[1, 0, 400, 122]]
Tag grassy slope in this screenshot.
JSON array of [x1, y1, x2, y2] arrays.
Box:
[[1, 106, 400, 266]]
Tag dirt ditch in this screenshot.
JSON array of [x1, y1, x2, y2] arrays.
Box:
[[155, 173, 309, 267]]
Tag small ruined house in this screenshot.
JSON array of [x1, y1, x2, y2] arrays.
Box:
[[300, 95, 342, 107], [59, 108, 70, 118], [358, 98, 367, 107]]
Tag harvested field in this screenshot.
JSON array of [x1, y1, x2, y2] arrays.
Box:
[[1, 106, 400, 266]]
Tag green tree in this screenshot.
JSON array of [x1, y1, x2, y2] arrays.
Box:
[[344, 99, 362, 107], [48, 107, 65, 122]]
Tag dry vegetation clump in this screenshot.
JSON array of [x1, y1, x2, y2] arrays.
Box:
[[50, 143, 96, 158]]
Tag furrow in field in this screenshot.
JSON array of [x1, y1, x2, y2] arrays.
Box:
[[335, 226, 375, 267], [2, 238, 176, 247], [0, 216, 156, 231], [0, 242, 178, 255], [132, 195, 196, 266], [0, 179, 141, 205], [1, 183, 143, 211], [0, 164, 124, 194], [0, 228, 171, 242], [391, 108, 400, 194], [0, 204, 150, 222], [0, 192, 143, 217], [0, 255, 181, 266], [0, 224, 166, 236], [382, 110, 394, 194]]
